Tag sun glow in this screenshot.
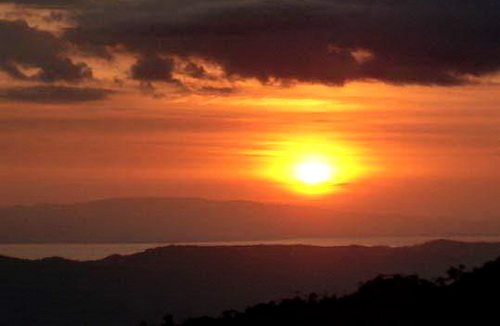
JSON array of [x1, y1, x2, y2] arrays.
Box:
[[263, 136, 364, 196]]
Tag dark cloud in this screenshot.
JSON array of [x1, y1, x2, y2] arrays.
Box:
[[0, 20, 92, 82], [64, 0, 500, 86], [199, 86, 235, 95], [184, 62, 209, 79], [0, 86, 112, 103], [0, 0, 87, 7], [130, 53, 176, 82]]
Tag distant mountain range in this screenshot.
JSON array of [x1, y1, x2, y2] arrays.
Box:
[[0, 197, 498, 243], [1, 240, 500, 326]]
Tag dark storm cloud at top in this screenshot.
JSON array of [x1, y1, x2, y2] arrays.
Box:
[[0, 20, 91, 82], [4, 0, 500, 86]]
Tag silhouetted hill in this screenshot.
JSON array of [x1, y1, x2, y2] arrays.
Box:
[[1, 197, 499, 242], [175, 256, 500, 326], [1, 241, 500, 325]]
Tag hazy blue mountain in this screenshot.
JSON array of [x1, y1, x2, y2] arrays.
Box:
[[1, 240, 500, 325], [0, 197, 498, 243]]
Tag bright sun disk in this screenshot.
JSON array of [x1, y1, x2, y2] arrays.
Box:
[[293, 161, 334, 185]]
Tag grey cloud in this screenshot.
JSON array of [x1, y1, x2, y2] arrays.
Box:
[[0, 114, 255, 133], [0, 20, 92, 82], [0, 86, 112, 103], [63, 0, 500, 86], [199, 86, 235, 95], [2, 0, 500, 87], [130, 53, 176, 82], [0, 0, 88, 8], [184, 62, 209, 79]]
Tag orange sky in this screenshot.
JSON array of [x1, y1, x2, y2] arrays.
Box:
[[2, 81, 499, 219]]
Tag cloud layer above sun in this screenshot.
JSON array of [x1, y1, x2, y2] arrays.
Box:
[[0, 0, 500, 102]]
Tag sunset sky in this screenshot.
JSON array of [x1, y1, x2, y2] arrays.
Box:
[[1, 0, 499, 221]]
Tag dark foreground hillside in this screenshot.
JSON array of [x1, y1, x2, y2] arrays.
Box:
[[1, 240, 500, 326], [172, 256, 500, 326]]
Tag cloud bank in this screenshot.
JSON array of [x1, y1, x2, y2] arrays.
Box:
[[1, 0, 499, 92], [65, 0, 500, 86]]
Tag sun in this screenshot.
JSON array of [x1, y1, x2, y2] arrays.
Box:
[[261, 135, 365, 196], [293, 161, 335, 185]]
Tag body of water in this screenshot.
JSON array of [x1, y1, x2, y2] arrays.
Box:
[[2, 235, 500, 261]]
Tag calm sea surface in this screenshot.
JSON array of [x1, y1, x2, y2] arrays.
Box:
[[2, 235, 500, 261]]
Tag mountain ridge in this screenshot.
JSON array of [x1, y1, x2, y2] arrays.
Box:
[[2, 240, 500, 325]]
